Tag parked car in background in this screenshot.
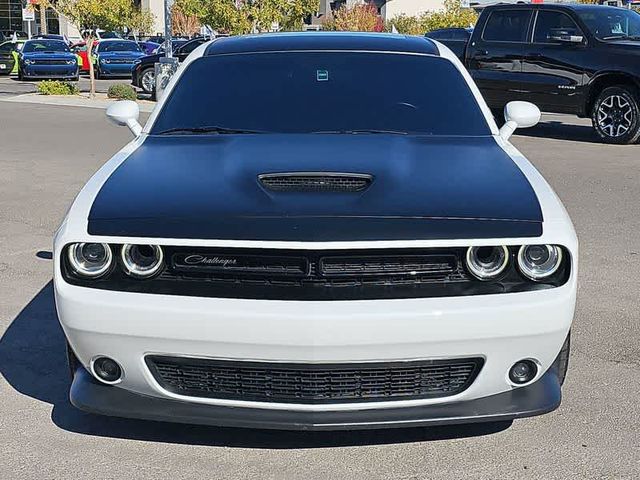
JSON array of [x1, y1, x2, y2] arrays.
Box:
[[434, 4, 640, 144], [1, 30, 28, 41], [93, 39, 145, 78], [137, 40, 160, 55], [18, 39, 79, 81], [70, 41, 97, 72], [152, 39, 190, 54], [33, 34, 71, 46], [57, 32, 577, 431], [131, 37, 208, 96], [0, 40, 24, 75], [425, 27, 472, 60]]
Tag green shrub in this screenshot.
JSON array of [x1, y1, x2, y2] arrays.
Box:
[[37, 80, 79, 96], [385, 0, 477, 35], [107, 84, 138, 101]]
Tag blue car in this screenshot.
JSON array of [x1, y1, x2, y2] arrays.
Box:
[[94, 39, 146, 78], [18, 39, 79, 81]]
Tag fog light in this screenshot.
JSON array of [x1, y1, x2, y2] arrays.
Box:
[[509, 360, 537, 384], [92, 356, 123, 384]]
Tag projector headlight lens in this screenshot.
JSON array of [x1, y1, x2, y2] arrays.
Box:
[[517, 245, 562, 281], [121, 244, 164, 278], [465, 245, 509, 280], [68, 243, 112, 278]]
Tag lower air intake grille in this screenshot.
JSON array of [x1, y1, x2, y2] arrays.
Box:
[[146, 356, 484, 404], [259, 173, 372, 192]]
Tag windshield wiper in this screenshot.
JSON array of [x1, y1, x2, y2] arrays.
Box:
[[157, 126, 265, 135], [312, 129, 408, 135]]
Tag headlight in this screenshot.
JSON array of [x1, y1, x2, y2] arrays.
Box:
[[66, 59, 76, 65], [465, 246, 509, 280], [121, 244, 164, 278], [24, 59, 34, 65], [517, 245, 562, 281], [133, 59, 142, 65], [100, 58, 109, 64], [68, 243, 112, 278]]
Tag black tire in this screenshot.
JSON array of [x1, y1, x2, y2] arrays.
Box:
[[139, 67, 156, 95], [552, 332, 570, 386], [94, 66, 101, 80], [66, 341, 81, 381], [591, 85, 640, 144], [17, 68, 23, 81]]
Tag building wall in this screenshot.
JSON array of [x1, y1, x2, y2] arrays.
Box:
[[381, 0, 445, 19], [143, 0, 166, 36]]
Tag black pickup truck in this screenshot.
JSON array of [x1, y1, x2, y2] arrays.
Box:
[[430, 4, 640, 144]]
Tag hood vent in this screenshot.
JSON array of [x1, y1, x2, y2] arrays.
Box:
[[258, 173, 373, 193]]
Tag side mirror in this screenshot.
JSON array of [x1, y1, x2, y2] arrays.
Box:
[[106, 100, 142, 137], [499, 101, 541, 141]]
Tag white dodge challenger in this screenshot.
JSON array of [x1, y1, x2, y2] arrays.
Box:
[[54, 32, 577, 430]]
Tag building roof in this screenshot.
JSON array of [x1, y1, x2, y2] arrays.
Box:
[[204, 32, 440, 56]]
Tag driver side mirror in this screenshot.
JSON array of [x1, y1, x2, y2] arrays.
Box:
[[499, 101, 541, 141], [106, 100, 142, 137]]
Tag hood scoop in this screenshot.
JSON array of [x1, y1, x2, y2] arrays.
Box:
[[258, 172, 373, 193]]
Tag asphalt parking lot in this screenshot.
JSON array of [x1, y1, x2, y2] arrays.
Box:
[[0, 101, 638, 479]]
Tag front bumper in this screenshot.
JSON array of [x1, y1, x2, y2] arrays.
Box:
[[99, 64, 135, 76], [22, 65, 78, 79], [70, 365, 561, 430]]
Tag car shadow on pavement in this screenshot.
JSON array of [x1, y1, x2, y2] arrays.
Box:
[[0, 281, 513, 449], [517, 120, 600, 143]]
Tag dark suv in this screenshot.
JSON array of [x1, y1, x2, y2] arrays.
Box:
[[440, 4, 640, 144]]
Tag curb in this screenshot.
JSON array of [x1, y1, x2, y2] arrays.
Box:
[[1, 93, 156, 113]]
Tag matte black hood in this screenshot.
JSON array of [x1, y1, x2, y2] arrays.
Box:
[[88, 135, 543, 241]]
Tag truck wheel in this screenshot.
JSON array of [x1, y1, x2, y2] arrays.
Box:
[[592, 85, 640, 144], [552, 332, 570, 386]]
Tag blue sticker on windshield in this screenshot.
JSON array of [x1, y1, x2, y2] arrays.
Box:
[[317, 70, 329, 81]]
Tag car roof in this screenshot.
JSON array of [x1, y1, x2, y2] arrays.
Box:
[[486, 3, 629, 11], [204, 32, 439, 56]]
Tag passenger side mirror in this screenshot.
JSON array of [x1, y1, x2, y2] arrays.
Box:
[[106, 100, 142, 137], [499, 101, 541, 141]]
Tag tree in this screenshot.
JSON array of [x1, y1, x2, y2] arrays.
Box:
[[125, 6, 155, 39], [323, 3, 383, 32], [177, 0, 319, 35], [51, 0, 153, 97], [172, 0, 201, 37], [385, 0, 477, 35]]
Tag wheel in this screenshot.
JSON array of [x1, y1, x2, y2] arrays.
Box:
[[551, 332, 570, 386], [140, 67, 156, 95], [66, 341, 81, 381], [591, 85, 640, 144], [17, 68, 23, 81], [94, 66, 101, 79]]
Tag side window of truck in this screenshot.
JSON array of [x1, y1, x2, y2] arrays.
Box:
[[533, 11, 583, 43], [482, 10, 532, 42]]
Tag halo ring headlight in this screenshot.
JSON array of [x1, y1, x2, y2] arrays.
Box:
[[68, 242, 112, 278], [465, 245, 509, 280], [517, 245, 562, 281], [121, 244, 164, 278]]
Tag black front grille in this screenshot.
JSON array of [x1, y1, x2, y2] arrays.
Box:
[[146, 356, 484, 403], [158, 247, 470, 300], [32, 59, 69, 65], [259, 173, 372, 192]]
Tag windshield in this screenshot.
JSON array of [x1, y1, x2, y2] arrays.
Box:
[[151, 52, 491, 136], [578, 7, 640, 40], [23, 40, 69, 53], [98, 41, 141, 53]]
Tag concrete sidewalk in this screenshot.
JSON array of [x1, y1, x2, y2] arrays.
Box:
[[1, 92, 156, 112]]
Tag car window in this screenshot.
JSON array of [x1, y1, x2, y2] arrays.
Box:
[[483, 10, 532, 42], [98, 41, 141, 53], [426, 31, 444, 40], [23, 40, 70, 53], [578, 7, 640, 40], [151, 52, 491, 137], [179, 39, 204, 54], [0, 42, 13, 53], [534, 11, 583, 43]]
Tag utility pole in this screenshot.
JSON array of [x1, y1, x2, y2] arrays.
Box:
[[155, 0, 178, 100]]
